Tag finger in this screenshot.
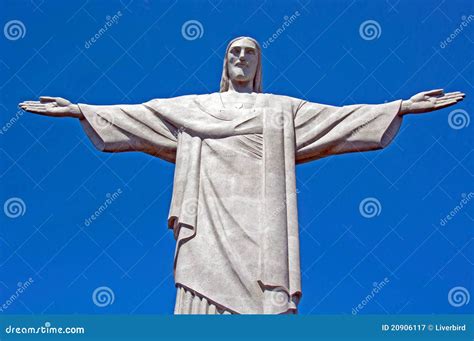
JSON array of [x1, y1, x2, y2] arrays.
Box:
[[23, 106, 64, 117], [55, 97, 70, 106], [19, 101, 41, 106], [436, 98, 460, 104], [437, 94, 465, 101], [23, 107, 47, 114], [21, 105, 47, 111], [40, 96, 57, 103], [434, 99, 457, 109], [439, 91, 465, 97], [442, 91, 462, 97], [22, 103, 47, 108], [440, 92, 465, 97], [21, 107, 43, 113], [22, 101, 46, 106], [436, 96, 464, 102], [424, 89, 444, 96]]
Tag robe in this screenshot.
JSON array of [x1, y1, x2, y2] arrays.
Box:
[[78, 93, 403, 314]]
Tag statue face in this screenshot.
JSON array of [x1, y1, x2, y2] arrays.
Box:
[[227, 38, 258, 85]]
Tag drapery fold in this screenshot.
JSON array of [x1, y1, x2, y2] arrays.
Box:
[[295, 100, 403, 163]]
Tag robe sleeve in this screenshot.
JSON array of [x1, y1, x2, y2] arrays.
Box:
[[294, 99, 403, 163], [78, 102, 178, 163]]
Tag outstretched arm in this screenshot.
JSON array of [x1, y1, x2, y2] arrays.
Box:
[[19, 96, 178, 162], [399, 89, 465, 115], [295, 88, 465, 163]]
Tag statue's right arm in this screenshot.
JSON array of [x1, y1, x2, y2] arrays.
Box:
[[19, 96, 84, 119], [20, 96, 178, 162]]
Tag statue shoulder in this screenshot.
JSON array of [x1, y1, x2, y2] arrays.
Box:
[[260, 93, 306, 110], [262, 92, 301, 101], [145, 93, 207, 107]]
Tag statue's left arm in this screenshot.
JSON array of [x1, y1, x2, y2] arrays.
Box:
[[19, 96, 179, 163], [295, 89, 464, 163]]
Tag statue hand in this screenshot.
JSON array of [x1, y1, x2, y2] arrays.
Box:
[[19, 96, 83, 118], [400, 89, 465, 115]]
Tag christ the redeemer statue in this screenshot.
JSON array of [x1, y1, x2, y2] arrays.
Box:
[[20, 37, 465, 314]]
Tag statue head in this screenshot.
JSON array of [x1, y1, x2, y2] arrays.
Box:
[[220, 36, 263, 93]]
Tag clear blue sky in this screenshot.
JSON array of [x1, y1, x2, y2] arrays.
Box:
[[1, 0, 473, 315]]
